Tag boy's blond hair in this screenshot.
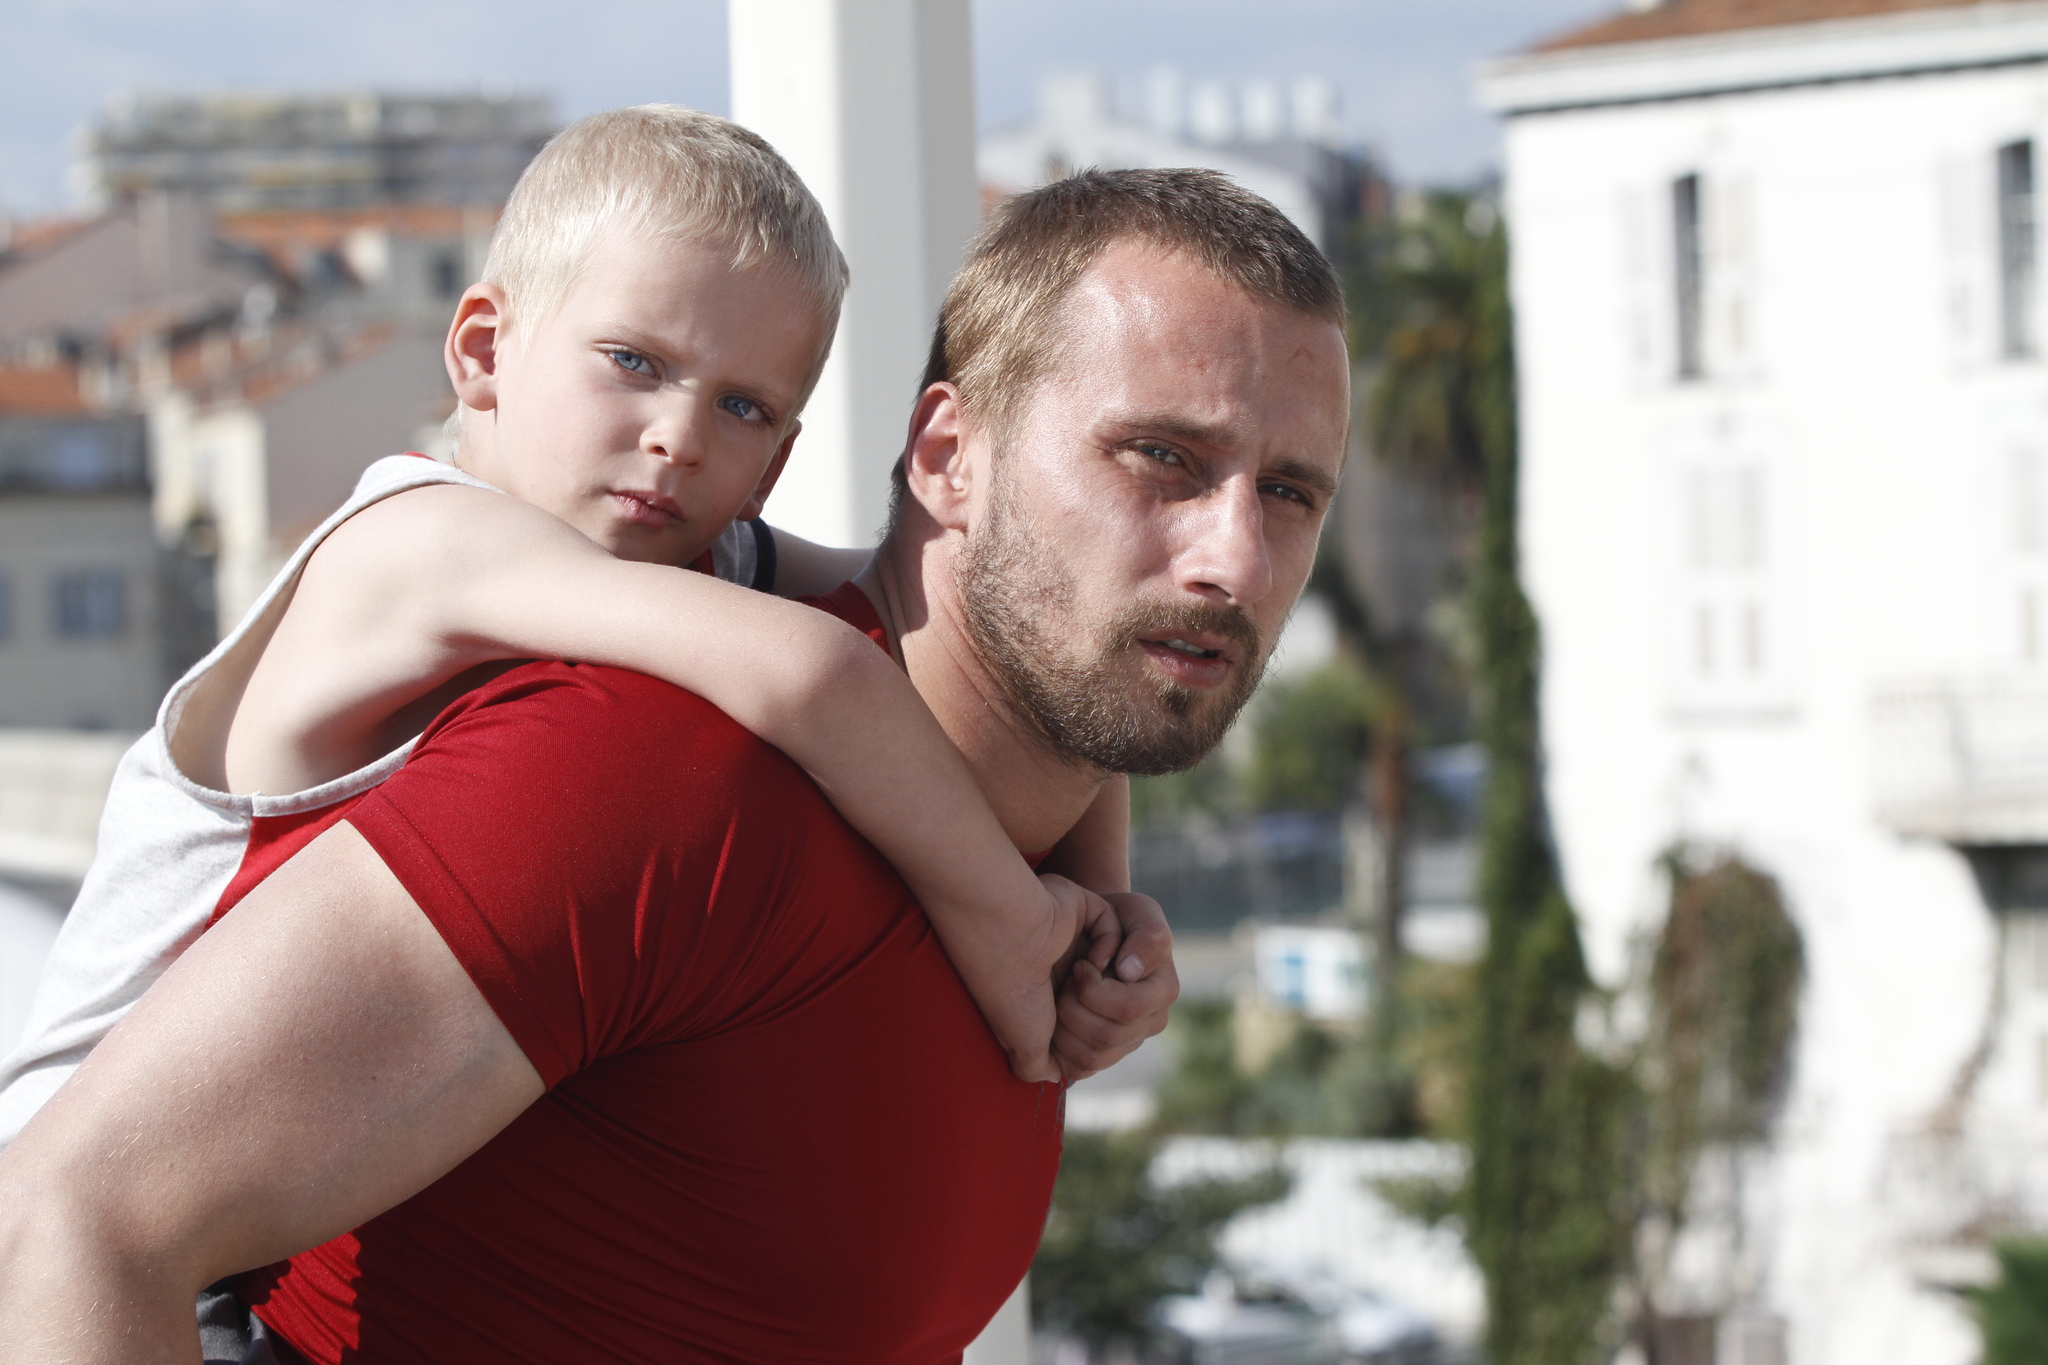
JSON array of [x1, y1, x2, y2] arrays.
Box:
[[483, 104, 847, 393]]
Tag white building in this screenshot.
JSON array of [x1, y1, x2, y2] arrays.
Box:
[[979, 69, 1378, 262], [1480, 1, 2048, 1361]]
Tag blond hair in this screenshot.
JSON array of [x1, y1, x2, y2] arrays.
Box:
[[485, 103, 847, 353], [930, 168, 1342, 436]]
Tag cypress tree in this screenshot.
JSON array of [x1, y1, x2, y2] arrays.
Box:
[[1364, 192, 1631, 1363], [1458, 199, 1631, 1365]]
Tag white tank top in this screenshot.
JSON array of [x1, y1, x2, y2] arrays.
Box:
[[0, 455, 769, 1146]]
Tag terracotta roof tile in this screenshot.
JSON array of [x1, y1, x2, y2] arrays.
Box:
[[3, 215, 96, 256], [215, 204, 501, 258], [0, 364, 86, 415], [1538, 0, 1993, 51]]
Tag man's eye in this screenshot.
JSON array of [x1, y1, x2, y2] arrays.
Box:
[[605, 349, 654, 377], [1262, 481, 1313, 507], [1134, 442, 1183, 466], [720, 395, 769, 423]]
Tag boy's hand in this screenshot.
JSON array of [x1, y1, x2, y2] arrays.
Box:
[[995, 875, 1122, 1085], [1051, 892, 1177, 1082]]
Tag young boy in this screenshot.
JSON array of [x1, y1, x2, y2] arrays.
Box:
[[0, 105, 1155, 1148]]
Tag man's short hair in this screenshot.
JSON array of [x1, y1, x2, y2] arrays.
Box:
[[484, 104, 848, 346], [906, 168, 1344, 484]]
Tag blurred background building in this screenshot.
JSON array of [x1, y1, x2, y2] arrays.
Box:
[[0, 89, 540, 1031], [1482, 0, 2048, 1360]]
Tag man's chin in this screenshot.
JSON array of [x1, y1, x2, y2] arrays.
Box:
[[1038, 671, 1251, 777]]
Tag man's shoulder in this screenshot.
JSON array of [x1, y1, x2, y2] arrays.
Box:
[[419, 659, 814, 798]]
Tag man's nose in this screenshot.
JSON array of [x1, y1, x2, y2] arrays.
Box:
[[1178, 477, 1273, 608]]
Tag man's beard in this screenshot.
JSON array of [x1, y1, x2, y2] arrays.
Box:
[[956, 473, 1268, 777]]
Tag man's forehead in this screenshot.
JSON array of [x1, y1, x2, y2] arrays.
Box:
[[1034, 242, 1350, 456]]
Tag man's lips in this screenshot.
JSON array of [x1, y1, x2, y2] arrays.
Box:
[[610, 490, 683, 527], [1135, 631, 1237, 686]]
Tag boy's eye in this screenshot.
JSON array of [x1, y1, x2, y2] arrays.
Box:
[[604, 349, 654, 377], [720, 395, 770, 423]]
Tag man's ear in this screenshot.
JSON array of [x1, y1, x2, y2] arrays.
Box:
[[902, 383, 974, 533], [445, 283, 511, 412], [737, 421, 800, 522]]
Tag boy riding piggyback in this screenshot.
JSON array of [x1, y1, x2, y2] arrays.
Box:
[[0, 105, 1166, 1146]]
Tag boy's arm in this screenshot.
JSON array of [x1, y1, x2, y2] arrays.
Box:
[[762, 523, 875, 598], [297, 487, 1101, 1082]]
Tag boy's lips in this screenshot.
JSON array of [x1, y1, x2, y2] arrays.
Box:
[[610, 489, 683, 527]]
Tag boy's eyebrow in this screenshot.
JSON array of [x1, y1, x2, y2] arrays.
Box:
[[1111, 410, 1341, 497]]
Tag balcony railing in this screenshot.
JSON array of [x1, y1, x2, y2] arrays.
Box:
[[1872, 676, 2048, 842]]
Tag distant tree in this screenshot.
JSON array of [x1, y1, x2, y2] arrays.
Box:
[[1148, 1000, 1252, 1133], [1367, 190, 1632, 1364], [1976, 1241, 2048, 1365], [1031, 1131, 1289, 1356], [1245, 659, 1378, 814], [1633, 852, 1804, 1350]]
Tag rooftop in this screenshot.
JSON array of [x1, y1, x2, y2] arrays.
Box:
[[1481, 0, 2048, 112], [0, 365, 86, 416], [1539, 0, 1992, 50]]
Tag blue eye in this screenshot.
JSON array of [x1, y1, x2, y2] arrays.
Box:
[[720, 395, 769, 423], [605, 349, 653, 376]]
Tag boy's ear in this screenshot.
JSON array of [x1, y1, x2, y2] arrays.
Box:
[[445, 283, 511, 412], [736, 421, 801, 523], [902, 383, 973, 534]]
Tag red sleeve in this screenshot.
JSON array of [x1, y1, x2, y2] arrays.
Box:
[[344, 660, 795, 1089]]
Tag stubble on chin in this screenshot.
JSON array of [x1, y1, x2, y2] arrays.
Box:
[[955, 476, 1267, 777]]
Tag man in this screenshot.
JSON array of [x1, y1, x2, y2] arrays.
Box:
[[0, 169, 1351, 1364]]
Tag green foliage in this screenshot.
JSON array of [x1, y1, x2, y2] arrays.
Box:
[[1031, 1130, 1290, 1353], [1642, 853, 1804, 1234], [1149, 1000, 1253, 1134], [1975, 1241, 2048, 1365], [1244, 659, 1381, 814], [1363, 187, 1631, 1363], [1129, 753, 1238, 830], [1372, 1173, 1462, 1228]]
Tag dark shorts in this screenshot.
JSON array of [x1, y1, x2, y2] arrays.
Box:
[[197, 1281, 301, 1365]]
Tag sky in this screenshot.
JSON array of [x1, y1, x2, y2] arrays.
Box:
[[0, 0, 1611, 218]]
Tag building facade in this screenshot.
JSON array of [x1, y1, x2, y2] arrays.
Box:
[[1481, 1, 2048, 1360], [76, 90, 553, 213], [0, 416, 173, 730], [980, 69, 1383, 264]]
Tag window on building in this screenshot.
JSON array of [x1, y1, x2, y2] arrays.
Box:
[[1673, 173, 1705, 380], [51, 569, 127, 638], [1682, 464, 1766, 680], [2000, 140, 2037, 359]]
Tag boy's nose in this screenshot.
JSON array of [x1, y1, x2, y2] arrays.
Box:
[[643, 405, 707, 468]]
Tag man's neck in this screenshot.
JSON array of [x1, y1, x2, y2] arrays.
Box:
[[856, 526, 1107, 857]]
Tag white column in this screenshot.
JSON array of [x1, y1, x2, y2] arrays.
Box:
[[961, 1275, 1030, 1365], [728, 0, 980, 547]]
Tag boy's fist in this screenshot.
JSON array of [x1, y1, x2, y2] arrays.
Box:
[[1052, 892, 1177, 1081]]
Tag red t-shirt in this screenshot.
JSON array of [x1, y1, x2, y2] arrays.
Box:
[[240, 584, 1063, 1364]]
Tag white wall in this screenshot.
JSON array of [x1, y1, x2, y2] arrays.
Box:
[[1501, 52, 2048, 1365]]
